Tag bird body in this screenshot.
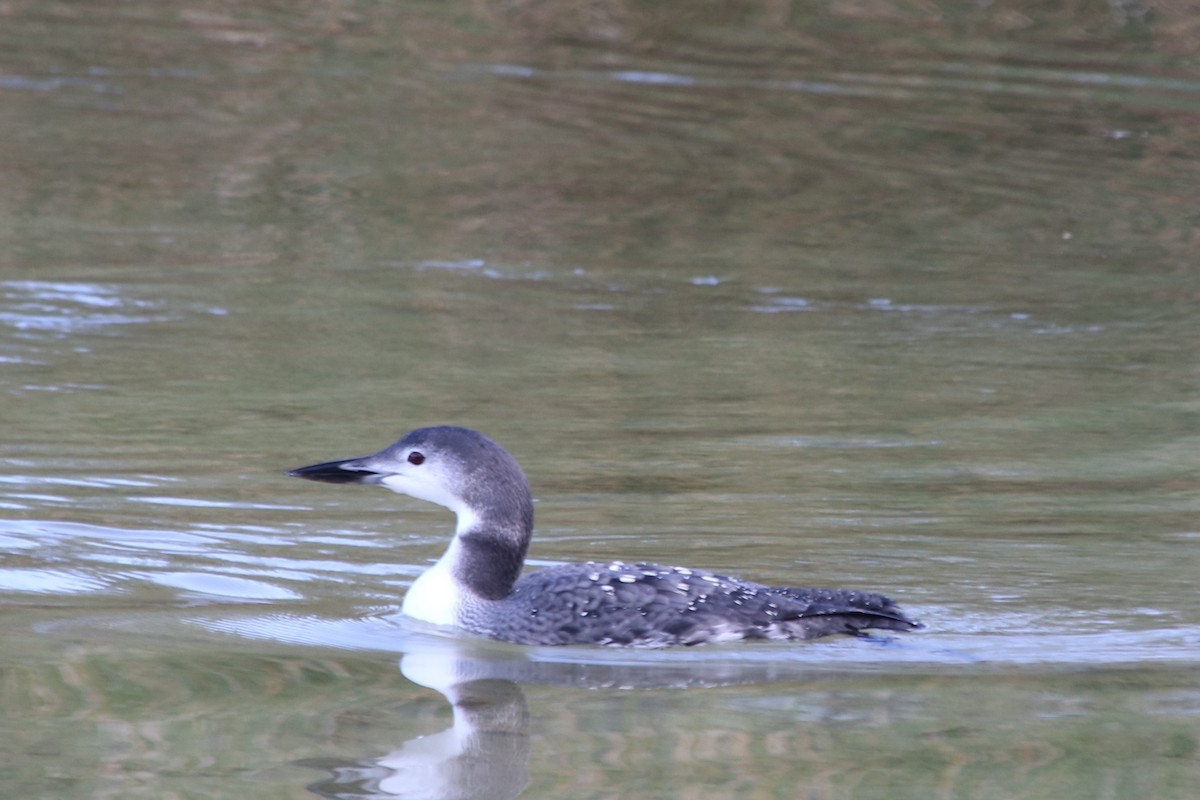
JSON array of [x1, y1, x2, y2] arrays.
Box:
[[289, 426, 920, 647]]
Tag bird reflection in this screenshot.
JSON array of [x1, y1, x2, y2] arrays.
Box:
[[301, 648, 531, 800], [298, 632, 895, 799]]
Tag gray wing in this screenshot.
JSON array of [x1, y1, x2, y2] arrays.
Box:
[[478, 561, 920, 647]]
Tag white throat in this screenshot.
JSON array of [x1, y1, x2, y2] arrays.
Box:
[[400, 509, 483, 627]]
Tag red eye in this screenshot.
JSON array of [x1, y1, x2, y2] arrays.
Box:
[[407, 451, 425, 465]]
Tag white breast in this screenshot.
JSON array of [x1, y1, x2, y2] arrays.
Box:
[[401, 540, 467, 627]]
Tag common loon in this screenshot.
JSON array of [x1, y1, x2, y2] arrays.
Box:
[[288, 426, 921, 647]]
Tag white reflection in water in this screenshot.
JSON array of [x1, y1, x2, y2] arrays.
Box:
[[0, 280, 169, 337]]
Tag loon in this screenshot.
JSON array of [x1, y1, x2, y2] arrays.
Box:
[[288, 426, 921, 647]]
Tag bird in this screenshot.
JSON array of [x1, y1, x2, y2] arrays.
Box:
[[288, 425, 921, 647]]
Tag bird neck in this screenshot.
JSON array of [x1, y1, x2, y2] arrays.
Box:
[[447, 495, 533, 601]]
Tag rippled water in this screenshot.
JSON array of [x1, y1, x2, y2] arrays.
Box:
[[3, 2, 1200, 798]]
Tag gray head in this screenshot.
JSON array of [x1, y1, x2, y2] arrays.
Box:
[[288, 426, 535, 536]]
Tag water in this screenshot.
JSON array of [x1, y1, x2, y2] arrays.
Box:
[[3, 2, 1200, 798]]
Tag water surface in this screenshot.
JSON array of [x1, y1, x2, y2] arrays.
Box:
[[2, 2, 1199, 798]]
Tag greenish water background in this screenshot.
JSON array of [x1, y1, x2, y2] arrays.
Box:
[[2, 2, 1198, 797]]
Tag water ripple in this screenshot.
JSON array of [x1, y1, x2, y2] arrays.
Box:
[[0, 567, 109, 594], [0, 280, 171, 338], [459, 61, 1200, 110]]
